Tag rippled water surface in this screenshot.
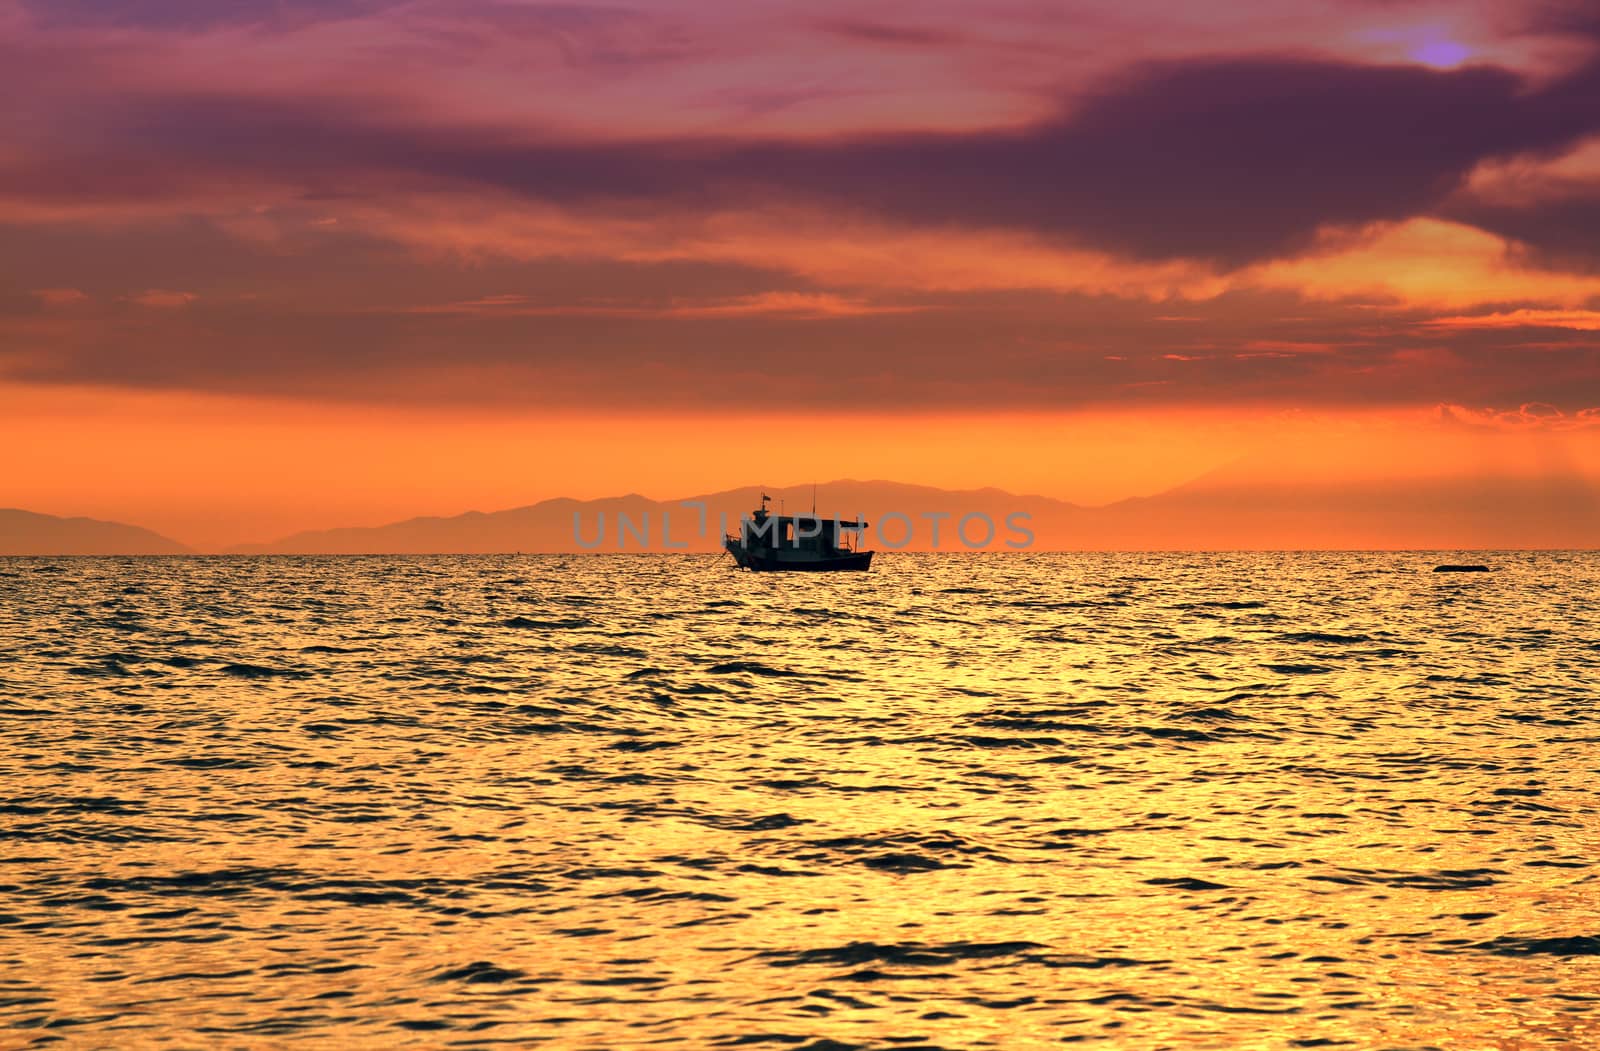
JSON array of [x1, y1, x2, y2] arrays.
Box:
[[3, 553, 1599, 1049]]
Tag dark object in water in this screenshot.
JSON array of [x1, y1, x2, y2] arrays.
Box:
[[1433, 564, 1490, 573], [724, 492, 874, 572]]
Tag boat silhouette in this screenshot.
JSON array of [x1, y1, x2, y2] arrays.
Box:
[[724, 493, 873, 571]]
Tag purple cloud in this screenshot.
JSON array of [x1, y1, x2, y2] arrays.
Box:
[[17, 48, 1600, 266]]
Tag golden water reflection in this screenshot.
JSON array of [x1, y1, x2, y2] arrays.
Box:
[[1, 552, 1598, 1047]]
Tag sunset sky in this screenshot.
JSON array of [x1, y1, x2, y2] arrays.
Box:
[[4, 0, 1600, 547]]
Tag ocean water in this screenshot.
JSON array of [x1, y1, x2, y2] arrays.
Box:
[[2, 552, 1598, 1049]]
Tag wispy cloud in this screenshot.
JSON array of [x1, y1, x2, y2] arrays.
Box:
[[32, 287, 89, 308], [404, 290, 921, 319], [1424, 309, 1600, 331], [1438, 402, 1600, 430], [126, 289, 198, 308]]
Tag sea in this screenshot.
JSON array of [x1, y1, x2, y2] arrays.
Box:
[[2, 552, 1598, 1049]]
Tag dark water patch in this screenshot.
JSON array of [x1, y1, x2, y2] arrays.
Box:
[[1423, 671, 1509, 685], [1308, 867, 1504, 890], [1277, 632, 1373, 644], [809, 831, 997, 857], [1263, 663, 1332, 675], [220, 663, 309, 680], [1475, 935, 1600, 956], [834, 968, 958, 983], [699, 812, 809, 832], [1136, 726, 1219, 743], [562, 867, 666, 881], [608, 737, 680, 752], [707, 661, 804, 677], [967, 716, 1105, 736], [432, 961, 530, 984], [736, 863, 819, 878], [571, 642, 650, 659], [1, 825, 181, 845], [594, 886, 737, 905], [755, 777, 827, 790], [1194, 1001, 1302, 1016], [134, 968, 257, 985], [300, 645, 375, 654], [798, 831, 1001, 873], [1030, 827, 1119, 849], [79, 866, 304, 897], [758, 940, 1046, 968], [861, 853, 957, 873], [709, 1031, 871, 1049], [501, 616, 593, 630], [66, 661, 135, 677], [968, 703, 1113, 735], [6, 795, 145, 816], [1144, 877, 1231, 891], [156, 756, 262, 770], [1028, 953, 1169, 970], [1181, 707, 1246, 721], [952, 733, 1064, 749], [600, 771, 679, 786], [662, 681, 731, 695]]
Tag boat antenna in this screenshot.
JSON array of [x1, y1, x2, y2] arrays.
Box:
[[811, 482, 816, 515]]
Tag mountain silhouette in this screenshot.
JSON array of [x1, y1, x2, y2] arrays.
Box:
[[0, 509, 193, 555], [226, 482, 1078, 554], [224, 472, 1600, 553], [8, 469, 1598, 555], [1090, 466, 1600, 549]]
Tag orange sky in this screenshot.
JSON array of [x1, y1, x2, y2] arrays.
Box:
[[2, 0, 1599, 547], [6, 381, 1599, 549]]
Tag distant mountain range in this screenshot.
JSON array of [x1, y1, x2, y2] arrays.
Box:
[[1088, 469, 1600, 550], [223, 482, 1075, 554], [0, 509, 192, 555], [225, 474, 1600, 553], [6, 472, 1598, 554]]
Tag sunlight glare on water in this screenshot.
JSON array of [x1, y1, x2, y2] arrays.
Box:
[[2, 552, 1598, 1048]]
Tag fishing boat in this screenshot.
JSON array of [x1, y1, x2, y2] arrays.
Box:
[[724, 493, 873, 572]]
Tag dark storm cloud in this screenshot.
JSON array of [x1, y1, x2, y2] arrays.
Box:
[[20, 52, 1600, 266], [1447, 193, 1600, 273], [1435, 24, 1600, 271], [727, 57, 1600, 264]]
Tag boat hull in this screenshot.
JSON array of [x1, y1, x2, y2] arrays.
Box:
[[748, 551, 873, 572], [725, 540, 873, 572]]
